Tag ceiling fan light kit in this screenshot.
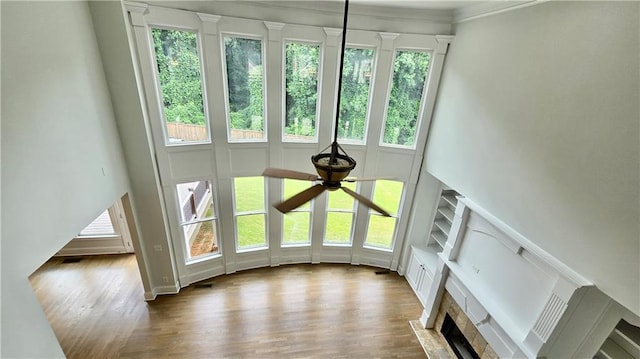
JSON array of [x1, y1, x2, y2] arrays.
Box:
[[262, 0, 392, 217]]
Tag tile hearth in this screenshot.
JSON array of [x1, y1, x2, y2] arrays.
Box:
[[410, 291, 498, 359]]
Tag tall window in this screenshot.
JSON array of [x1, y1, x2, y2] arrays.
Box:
[[382, 50, 430, 147], [176, 181, 219, 260], [337, 47, 375, 144], [224, 36, 265, 141], [284, 42, 320, 142], [364, 180, 403, 250], [323, 182, 357, 245], [233, 177, 267, 250], [151, 28, 209, 144], [282, 179, 313, 245]]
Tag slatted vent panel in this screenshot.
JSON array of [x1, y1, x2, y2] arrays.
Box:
[[533, 293, 567, 341]]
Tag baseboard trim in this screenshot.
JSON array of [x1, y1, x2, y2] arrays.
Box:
[[145, 282, 180, 301]]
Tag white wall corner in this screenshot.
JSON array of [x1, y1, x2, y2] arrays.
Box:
[[435, 35, 454, 54]]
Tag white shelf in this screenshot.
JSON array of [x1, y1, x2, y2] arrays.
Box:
[[426, 189, 461, 252], [434, 219, 451, 234], [430, 230, 448, 249], [442, 193, 457, 208], [437, 206, 455, 222], [599, 338, 634, 359]]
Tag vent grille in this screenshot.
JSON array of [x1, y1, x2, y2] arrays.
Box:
[[533, 293, 567, 340]]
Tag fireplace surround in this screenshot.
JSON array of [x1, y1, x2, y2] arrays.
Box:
[[415, 197, 618, 358], [437, 291, 493, 359]]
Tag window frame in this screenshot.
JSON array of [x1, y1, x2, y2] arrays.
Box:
[[148, 25, 212, 146], [281, 39, 323, 143], [281, 179, 314, 247], [175, 180, 222, 263], [322, 183, 358, 246], [379, 47, 433, 150], [77, 208, 119, 238], [335, 44, 378, 146], [363, 180, 405, 251], [232, 176, 269, 252], [220, 32, 268, 143]]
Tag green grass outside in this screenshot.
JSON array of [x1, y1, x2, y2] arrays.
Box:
[[233, 177, 403, 249], [234, 177, 267, 249]]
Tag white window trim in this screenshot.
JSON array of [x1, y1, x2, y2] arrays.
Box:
[[232, 177, 269, 252], [220, 32, 269, 143]]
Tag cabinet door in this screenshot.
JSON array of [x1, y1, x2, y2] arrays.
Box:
[[418, 269, 433, 303], [406, 252, 423, 291]]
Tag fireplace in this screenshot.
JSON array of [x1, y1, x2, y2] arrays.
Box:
[[441, 313, 481, 359], [415, 197, 610, 358], [434, 290, 498, 359], [410, 197, 640, 358]]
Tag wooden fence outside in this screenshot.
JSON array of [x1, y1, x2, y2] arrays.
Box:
[[166, 122, 314, 142]]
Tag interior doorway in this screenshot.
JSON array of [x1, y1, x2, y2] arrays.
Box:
[[56, 197, 135, 257]]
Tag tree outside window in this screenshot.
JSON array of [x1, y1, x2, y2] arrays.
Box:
[[337, 47, 374, 143], [284, 42, 320, 142], [224, 36, 265, 141], [382, 50, 430, 147], [151, 28, 208, 143]]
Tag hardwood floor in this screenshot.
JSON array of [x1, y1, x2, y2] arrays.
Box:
[[29, 254, 426, 358]]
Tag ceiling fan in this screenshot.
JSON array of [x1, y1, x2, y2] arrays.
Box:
[[262, 0, 391, 217]]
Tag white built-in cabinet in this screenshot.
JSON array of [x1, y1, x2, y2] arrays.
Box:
[[595, 320, 640, 359], [406, 245, 438, 306], [431, 189, 458, 250], [406, 188, 460, 305]]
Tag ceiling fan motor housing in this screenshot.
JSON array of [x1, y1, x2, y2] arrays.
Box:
[[311, 153, 356, 185]]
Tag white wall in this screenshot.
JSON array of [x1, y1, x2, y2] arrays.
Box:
[[425, 2, 639, 315], [1, 1, 131, 357], [88, 1, 177, 300]]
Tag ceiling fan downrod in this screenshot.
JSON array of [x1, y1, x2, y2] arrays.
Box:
[[311, 0, 356, 182]]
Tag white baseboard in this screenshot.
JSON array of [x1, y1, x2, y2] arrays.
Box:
[[145, 282, 180, 301]]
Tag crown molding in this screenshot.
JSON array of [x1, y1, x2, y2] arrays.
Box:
[[145, 1, 454, 25], [454, 1, 546, 23]]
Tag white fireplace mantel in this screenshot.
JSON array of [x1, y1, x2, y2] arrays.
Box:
[[419, 197, 595, 358]]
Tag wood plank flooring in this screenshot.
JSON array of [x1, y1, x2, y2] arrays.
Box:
[[29, 254, 426, 358]]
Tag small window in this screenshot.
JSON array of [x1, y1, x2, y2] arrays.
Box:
[[224, 36, 265, 141], [176, 181, 219, 260], [151, 28, 209, 144], [323, 182, 357, 245], [233, 177, 267, 250], [364, 180, 403, 250], [284, 42, 320, 142], [282, 179, 313, 245], [382, 50, 430, 148], [79, 210, 116, 237], [337, 47, 375, 144]]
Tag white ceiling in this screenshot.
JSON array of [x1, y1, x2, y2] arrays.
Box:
[[351, 0, 481, 11], [144, 1, 538, 25]]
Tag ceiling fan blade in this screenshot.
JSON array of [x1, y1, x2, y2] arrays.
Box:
[[262, 168, 320, 181], [342, 176, 395, 182], [341, 187, 391, 217], [274, 184, 326, 213]]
